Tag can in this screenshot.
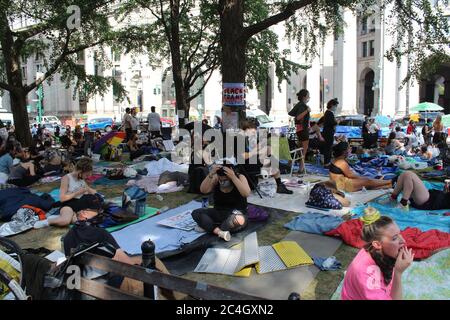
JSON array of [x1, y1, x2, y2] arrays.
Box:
[[445, 179, 450, 193], [202, 197, 209, 208]]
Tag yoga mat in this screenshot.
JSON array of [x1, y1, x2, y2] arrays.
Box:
[[332, 249, 450, 300], [112, 200, 203, 255], [225, 231, 342, 300], [105, 207, 159, 233]]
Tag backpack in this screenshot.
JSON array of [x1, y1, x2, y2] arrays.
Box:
[[122, 186, 147, 216]]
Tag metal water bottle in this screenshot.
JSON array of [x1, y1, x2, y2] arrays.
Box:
[[141, 239, 156, 299]]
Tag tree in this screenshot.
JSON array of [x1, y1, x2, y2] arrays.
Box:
[[0, 0, 149, 146], [217, 0, 449, 117]]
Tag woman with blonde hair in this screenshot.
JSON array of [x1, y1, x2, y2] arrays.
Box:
[[342, 216, 414, 300], [34, 157, 98, 229]]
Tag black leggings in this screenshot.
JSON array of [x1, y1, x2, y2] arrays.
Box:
[[8, 175, 41, 187], [191, 208, 248, 234]]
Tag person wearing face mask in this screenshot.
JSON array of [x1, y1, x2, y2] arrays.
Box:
[[329, 142, 392, 192], [191, 160, 251, 241], [342, 216, 414, 300], [320, 98, 339, 167], [34, 157, 98, 229], [288, 89, 311, 172]]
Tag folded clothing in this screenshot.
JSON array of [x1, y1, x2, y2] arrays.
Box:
[[313, 256, 342, 271], [284, 212, 343, 234]]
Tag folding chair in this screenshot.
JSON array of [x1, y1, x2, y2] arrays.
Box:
[[290, 147, 306, 176]]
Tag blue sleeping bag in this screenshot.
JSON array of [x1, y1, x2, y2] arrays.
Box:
[[0, 187, 55, 221]]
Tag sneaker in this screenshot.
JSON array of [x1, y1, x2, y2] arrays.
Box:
[[33, 219, 49, 229], [194, 225, 206, 233], [277, 183, 294, 194], [218, 230, 231, 242]]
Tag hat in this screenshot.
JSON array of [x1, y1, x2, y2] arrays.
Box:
[[360, 206, 381, 225], [82, 194, 102, 211]]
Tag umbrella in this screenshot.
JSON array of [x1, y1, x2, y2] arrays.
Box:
[[410, 102, 444, 113], [441, 114, 450, 127], [93, 131, 126, 153], [375, 115, 391, 127]]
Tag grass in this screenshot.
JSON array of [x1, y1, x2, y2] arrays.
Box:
[[5, 179, 358, 300]]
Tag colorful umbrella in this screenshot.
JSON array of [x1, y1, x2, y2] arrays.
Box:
[[93, 131, 126, 153], [410, 102, 443, 112]]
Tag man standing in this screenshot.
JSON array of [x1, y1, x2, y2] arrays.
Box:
[[147, 106, 161, 139], [123, 107, 132, 141], [130, 108, 140, 135]]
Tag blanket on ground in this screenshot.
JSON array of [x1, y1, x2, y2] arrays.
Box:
[[324, 219, 450, 259], [0, 188, 54, 221]]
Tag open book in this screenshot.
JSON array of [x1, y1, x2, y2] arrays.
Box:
[[194, 232, 313, 276]]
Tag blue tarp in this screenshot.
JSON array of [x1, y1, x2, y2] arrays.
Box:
[[284, 212, 343, 234], [352, 185, 450, 233]]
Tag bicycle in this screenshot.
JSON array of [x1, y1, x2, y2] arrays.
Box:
[[0, 237, 28, 300]]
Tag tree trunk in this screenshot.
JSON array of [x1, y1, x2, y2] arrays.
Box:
[[219, 0, 247, 129], [220, 0, 246, 84], [10, 90, 32, 147], [169, 0, 189, 128], [1, 11, 32, 146]]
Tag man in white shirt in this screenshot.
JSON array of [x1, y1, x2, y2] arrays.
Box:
[[130, 108, 140, 133], [147, 106, 161, 138]]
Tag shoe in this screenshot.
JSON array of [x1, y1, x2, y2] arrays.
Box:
[[218, 230, 231, 241], [33, 219, 49, 229], [277, 183, 293, 194], [194, 225, 206, 233]]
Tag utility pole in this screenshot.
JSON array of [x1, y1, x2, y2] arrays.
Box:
[[36, 72, 44, 123]]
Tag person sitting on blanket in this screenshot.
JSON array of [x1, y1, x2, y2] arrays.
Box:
[[34, 157, 98, 229], [342, 216, 414, 300], [418, 145, 433, 160], [388, 171, 450, 210], [63, 194, 185, 299], [384, 132, 405, 156], [7, 148, 42, 187], [41, 140, 63, 174], [329, 141, 392, 192], [191, 159, 251, 242], [240, 120, 293, 194], [127, 133, 153, 161]]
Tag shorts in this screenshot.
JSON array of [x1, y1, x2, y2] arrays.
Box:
[[297, 130, 309, 142], [334, 175, 354, 193], [411, 189, 450, 210]]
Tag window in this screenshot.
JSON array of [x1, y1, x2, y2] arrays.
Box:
[[362, 42, 368, 57], [21, 66, 27, 79], [112, 49, 121, 62], [361, 16, 368, 35], [162, 110, 168, 117], [369, 19, 376, 33], [369, 40, 375, 56], [36, 64, 43, 73]]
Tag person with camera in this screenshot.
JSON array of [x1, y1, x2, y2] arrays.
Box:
[[191, 160, 251, 242]]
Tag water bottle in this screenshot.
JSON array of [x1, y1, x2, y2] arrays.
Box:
[[315, 151, 321, 167], [158, 206, 169, 214]]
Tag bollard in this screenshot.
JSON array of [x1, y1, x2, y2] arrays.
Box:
[[141, 239, 156, 299]]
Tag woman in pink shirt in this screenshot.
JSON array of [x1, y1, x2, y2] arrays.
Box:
[[341, 216, 414, 300]]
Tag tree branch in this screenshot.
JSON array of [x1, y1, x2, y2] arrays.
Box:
[[186, 63, 217, 103], [241, 0, 316, 41], [0, 81, 16, 92]]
